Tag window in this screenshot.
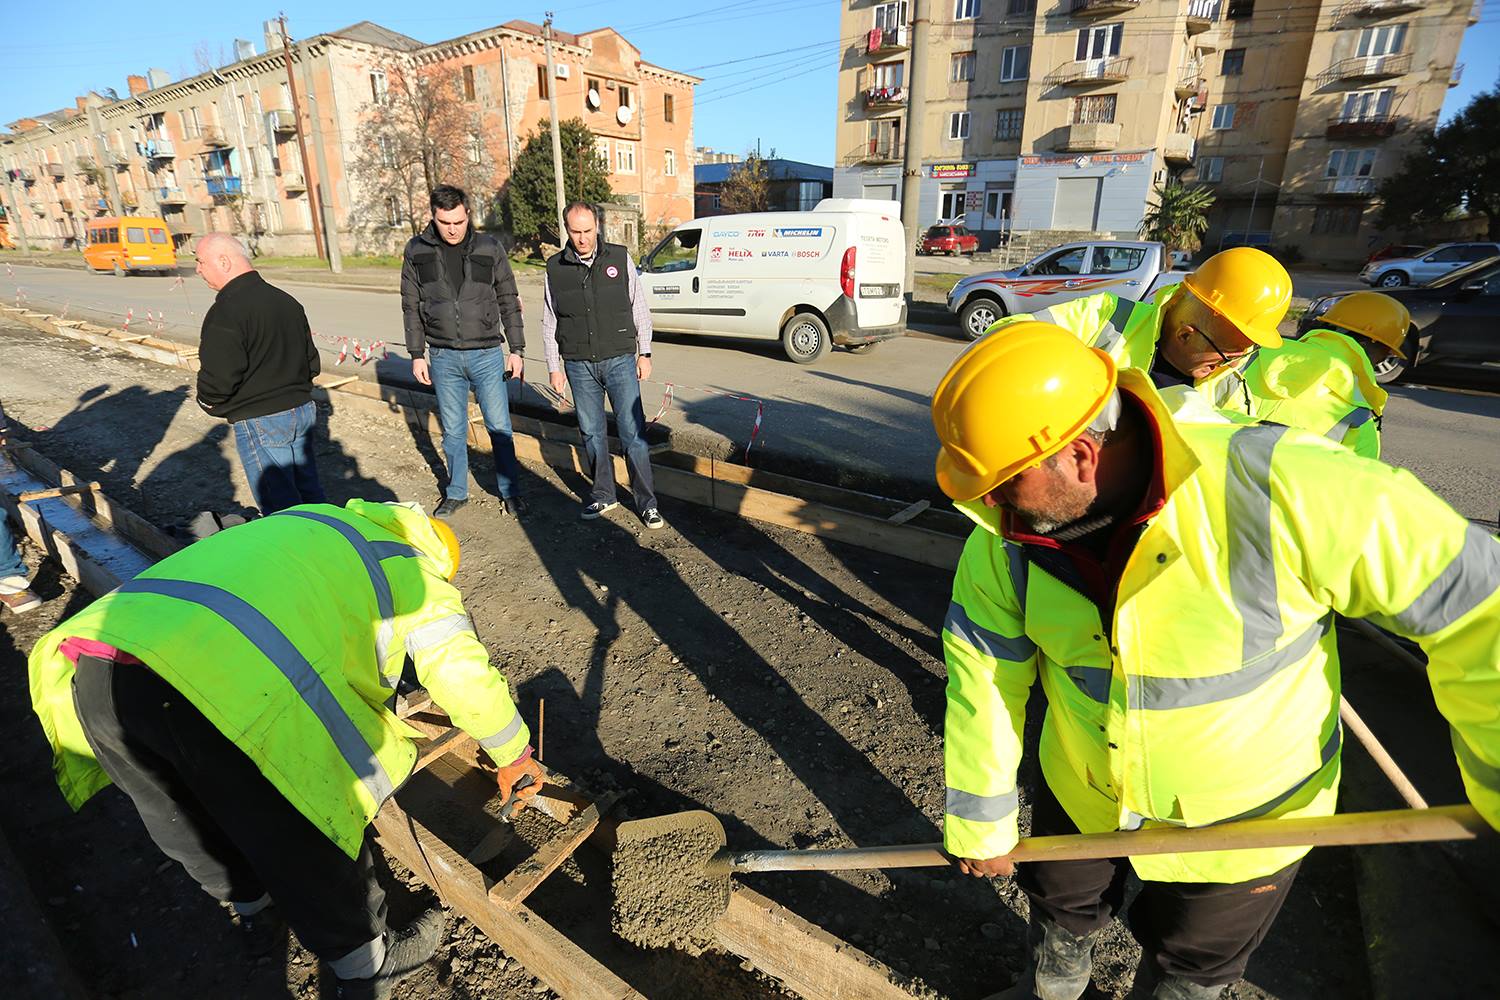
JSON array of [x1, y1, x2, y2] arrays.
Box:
[[537, 64, 549, 101], [665, 148, 677, 176], [644, 227, 701, 272], [664, 93, 675, 123], [1211, 103, 1236, 129], [1227, 0, 1254, 18], [940, 190, 967, 220], [1199, 156, 1224, 182], [1341, 88, 1394, 120], [1088, 246, 1146, 274], [1031, 246, 1087, 275], [468, 133, 483, 165], [1459, 243, 1498, 261], [948, 111, 970, 139], [149, 228, 168, 244], [1312, 205, 1363, 235], [1001, 45, 1031, 82], [995, 108, 1024, 139], [1076, 24, 1123, 61], [379, 135, 396, 168], [985, 190, 1012, 221], [952, 52, 976, 83], [369, 71, 388, 104], [598, 139, 611, 170], [619, 85, 632, 109], [463, 65, 476, 101], [385, 195, 402, 227], [616, 140, 636, 173], [126, 226, 145, 243], [1009, 0, 1037, 13], [873, 61, 905, 88], [1326, 148, 1377, 178], [1357, 24, 1407, 57], [1072, 94, 1116, 124], [1222, 48, 1245, 76], [873, 1, 908, 30], [955, 0, 981, 19]]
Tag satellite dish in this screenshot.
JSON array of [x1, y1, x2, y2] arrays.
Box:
[[616, 105, 633, 125], [587, 88, 601, 109]]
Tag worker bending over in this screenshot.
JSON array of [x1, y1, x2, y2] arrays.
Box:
[[29, 501, 545, 999], [930, 323, 1500, 1000], [986, 247, 1291, 410]]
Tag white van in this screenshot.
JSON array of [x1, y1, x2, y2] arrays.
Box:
[[639, 198, 907, 364]]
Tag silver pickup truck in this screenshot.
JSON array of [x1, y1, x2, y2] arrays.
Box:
[[947, 240, 1187, 340]]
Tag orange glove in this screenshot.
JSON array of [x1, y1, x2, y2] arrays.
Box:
[[496, 752, 545, 818]]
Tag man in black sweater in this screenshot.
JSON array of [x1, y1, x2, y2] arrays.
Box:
[[194, 233, 326, 514]]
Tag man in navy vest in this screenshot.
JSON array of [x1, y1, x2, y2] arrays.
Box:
[[541, 202, 664, 529]]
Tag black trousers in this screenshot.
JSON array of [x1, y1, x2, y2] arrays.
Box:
[[1016, 780, 1300, 988], [71, 654, 387, 961]]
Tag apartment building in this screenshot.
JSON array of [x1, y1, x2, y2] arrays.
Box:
[[833, 0, 1474, 264], [0, 19, 698, 255]]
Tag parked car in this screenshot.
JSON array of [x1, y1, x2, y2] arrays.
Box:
[[919, 224, 978, 257], [946, 240, 1185, 340], [1364, 243, 1425, 267], [1300, 254, 1500, 384], [640, 198, 907, 365], [1357, 241, 1500, 288]]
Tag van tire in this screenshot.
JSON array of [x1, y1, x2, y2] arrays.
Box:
[[112, 262, 124, 277], [781, 312, 830, 364]]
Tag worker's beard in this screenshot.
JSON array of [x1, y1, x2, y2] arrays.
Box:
[[1006, 470, 1097, 536]]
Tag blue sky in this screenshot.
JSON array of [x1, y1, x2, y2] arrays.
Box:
[[1, 1, 1493, 164]]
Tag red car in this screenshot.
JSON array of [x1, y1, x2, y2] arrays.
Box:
[[920, 224, 979, 256], [1365, 243, 1425, 266]]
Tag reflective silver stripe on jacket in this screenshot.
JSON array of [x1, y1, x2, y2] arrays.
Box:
[[404, 613, 475, 655], [1225, 423, 1289, 663], [477, 712, 526, 750], [1326, 406, 1374, 442], [120, 577, 395, 805], [1370, 523, 1500, 637], [1452, 728, 1500, 794], [1092, 295, 1139, 356], [946, 786, 1019, 823], [945, 601, 1037, 662], [277, 510, 402, 685], [1128, 614, 1333, 711], [370, 541, 420, 562], [1005, 541, 1030, 611]]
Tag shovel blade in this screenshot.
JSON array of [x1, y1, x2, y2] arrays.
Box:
[[611, 810, 733, 954]]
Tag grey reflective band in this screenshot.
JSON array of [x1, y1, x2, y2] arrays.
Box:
[[1326, 406, 1374, 442], [405, 613, 475, 655], [370, 541, 419, 561], [1060, 664, 1112, 704], [1452, 728, 1500, 793], [1225, 423, 1289, 664], [1371, 523, 1500, 638], [1031, 307, 1059, 326], [120, 577, 395, 805], [1218, 723, 1342, 824], [1005, 542, 1030, 611], [946, 786, 1019, 823], [1093, 296, 1137, 355], [477, 712, 526, 750], [1129, 614, 1332, 710], [945, 601, 1037, 661]]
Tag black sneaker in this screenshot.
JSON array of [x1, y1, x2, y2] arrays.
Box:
[[501, 496, 529, 518], [581, 500, 619, 520], [433, 497, 467, 518], [642, 508, 665, 530], [229, 905, 287, 958], [334, 906, 447, 1000]]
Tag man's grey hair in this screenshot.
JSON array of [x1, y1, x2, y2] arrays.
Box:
[[195, 232, 250, 263]]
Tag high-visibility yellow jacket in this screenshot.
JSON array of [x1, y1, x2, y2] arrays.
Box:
[[29, 500, 531, 859], [1218, 328, 1386, 459], [987, 286, 1254, 410], [942, 369, 1500, 883]]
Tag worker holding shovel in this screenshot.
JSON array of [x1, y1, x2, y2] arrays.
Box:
[[930, 323, 1500, 1000]]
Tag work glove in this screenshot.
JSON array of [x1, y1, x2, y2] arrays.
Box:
[[496, 751, 545, 818]]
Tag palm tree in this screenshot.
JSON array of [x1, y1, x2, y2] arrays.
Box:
[[1139, 181, 1215, 253]]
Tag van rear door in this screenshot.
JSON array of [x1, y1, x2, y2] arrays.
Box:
[[850, 213, 905, 330], [642, 226, 706, 333]]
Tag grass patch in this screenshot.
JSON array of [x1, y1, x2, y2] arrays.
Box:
[[253, 253, 404, 270], [915, 272, 965, 296]]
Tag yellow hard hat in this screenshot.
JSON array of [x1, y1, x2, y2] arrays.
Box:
[[932, 322, 1118, 502], [1319, 291, 1411, 358], [1180, 247, 1292, 349], [428, 517, 461, 580]]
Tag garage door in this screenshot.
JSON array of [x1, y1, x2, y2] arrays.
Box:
[[863, 184, 897, 201], [1053, 177, 1101, 230]]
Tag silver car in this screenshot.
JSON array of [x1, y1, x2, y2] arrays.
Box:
[[1359, 242, 1500, 288]]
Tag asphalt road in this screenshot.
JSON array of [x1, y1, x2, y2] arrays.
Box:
[[1, 262, 1493, 522]]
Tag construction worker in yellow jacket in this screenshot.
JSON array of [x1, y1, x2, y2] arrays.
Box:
[[985, 247, 1292, 411], [1218, 291, 1411, 460], [28, 500, 544, 1000], [930, 323, 1500, 1000]]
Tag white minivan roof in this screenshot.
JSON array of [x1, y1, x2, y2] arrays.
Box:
[[813, 198, 901, 215]]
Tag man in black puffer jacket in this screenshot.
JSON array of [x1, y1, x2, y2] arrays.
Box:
[[401, 185, 528, 519]]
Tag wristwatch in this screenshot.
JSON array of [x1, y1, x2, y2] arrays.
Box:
[[639, 352, 652, 358]]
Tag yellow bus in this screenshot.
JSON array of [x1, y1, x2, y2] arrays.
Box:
[[84, 215, 177, 276]]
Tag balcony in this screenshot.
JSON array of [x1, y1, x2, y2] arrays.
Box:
[[105, 149, 131, 168], [1327, 52, 1412, 83], [1071, 0, 1139, 14], [1164, 132, 1196, 164], [198, 127, 231, 148], [1336, 0, 1423, 17], [92, 198, 109, 213], [1450, 63, 1464, 87], [267, 108, 298, 133], [1059, 121, 1122, 152], [865, 25, 909, 56], [17, 168, 35, 183], [863, 85, 907, 111], [1326, 113, 1398, 138], [282, 172, 307, 193], [1319, 176, 1378, 198], [1175, 63, 1203, 97], [843, 140, 903, 166], [141, 138, 175, 160], [1185, 0, 1221, 32], [1045, 57, 1133, 87], [45, 162, 64, 179], [58, 197, 75, 212], [205, 175, 243, 198], [157, 186, 188, 206], [121, 189, 139, 208]]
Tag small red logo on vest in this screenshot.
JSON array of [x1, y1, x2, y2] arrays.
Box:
[[605, 265, 620, 279]]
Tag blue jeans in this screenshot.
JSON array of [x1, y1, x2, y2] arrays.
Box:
[[429, 346, 522, 501], [0, 512, 28, 580], [563, 354, 657, 511], [232, 400, 327, 514]]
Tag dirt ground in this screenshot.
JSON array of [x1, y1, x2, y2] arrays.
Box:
[[0, 318, 1379, 999]]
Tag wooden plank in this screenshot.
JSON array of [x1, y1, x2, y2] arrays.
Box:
[[19, 481, 100, 502], [414, 728, 476, 773], [887, 499, 930, 525], [488, 797, 612, 911], [372, 800, 644, 1000], [7, 446, 181, 562]]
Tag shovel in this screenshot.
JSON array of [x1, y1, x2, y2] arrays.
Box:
[[466, 771, 540, 865], [611, 804, 1491, 951]]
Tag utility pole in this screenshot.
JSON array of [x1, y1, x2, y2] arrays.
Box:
[[85, 99, 121, 216], [3, 174, 31, 252], [279, 14, 326, 261], [499, 47, 516, 179], [899, 0, 930, 302], [543, 13, 568, 247], [298, 43, 343, 272]]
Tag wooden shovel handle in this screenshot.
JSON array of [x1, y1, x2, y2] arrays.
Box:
[[726, 805, 1491, 874]]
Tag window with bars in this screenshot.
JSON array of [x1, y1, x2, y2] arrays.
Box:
[[995, 108, 1024, 139], [1313, 205, 1363, 235], [1072, 94, 1116, 124], [1001, 45, 1030, 82], [952, 51, 976, 82]]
